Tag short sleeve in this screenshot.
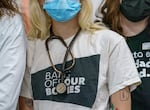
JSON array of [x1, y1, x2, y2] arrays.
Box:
[[108, 38, 141, 95]]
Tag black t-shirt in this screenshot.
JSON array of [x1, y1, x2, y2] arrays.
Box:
[[126, 24, 150, 110]]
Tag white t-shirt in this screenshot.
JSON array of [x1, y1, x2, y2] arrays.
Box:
[[0, 13, 26, 110], [21, 29, 141, 110]]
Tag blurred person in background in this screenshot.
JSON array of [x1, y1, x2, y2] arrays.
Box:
[[0, 0, 26, 110], [101, 0, 150, 109]]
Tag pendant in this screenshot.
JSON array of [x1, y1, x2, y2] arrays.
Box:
[[56, 83, 67, 94]]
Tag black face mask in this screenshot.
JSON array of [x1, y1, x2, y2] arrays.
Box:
[[120, 0, 150, 22]]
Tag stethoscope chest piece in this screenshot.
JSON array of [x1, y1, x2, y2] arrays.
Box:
[[56, 82, 67, 94]]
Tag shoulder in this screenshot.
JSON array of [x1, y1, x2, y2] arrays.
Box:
[[93, 29, 124, 43], [79, 29, 126, 48], [0, 13, 25, 39], [0, 13, 26, 47], [1, 13, 22, 23], [0, 13, 24, 32], [86, 29, 126, 49], [94, 29, 126, 48], [78, 29, 127, 56]]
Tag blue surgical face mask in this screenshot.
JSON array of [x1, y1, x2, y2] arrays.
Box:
[[43, 0, 81, 22]]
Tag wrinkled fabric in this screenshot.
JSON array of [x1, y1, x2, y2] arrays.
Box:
[[0, 13, 26, 110]]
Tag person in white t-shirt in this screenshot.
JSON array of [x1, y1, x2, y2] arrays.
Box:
[[19, 0, 141, 110], [0, 0, 26, 110]]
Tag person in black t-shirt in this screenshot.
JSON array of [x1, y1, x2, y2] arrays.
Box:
[[100, 0, 150, 109]]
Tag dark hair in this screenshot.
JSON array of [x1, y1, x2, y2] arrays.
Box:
[[0, 0, 19, 17], [101, 0, 123, 35], [101, 0, 150, 36]]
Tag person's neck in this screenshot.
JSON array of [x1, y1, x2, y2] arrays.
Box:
[[51, 17, 80, 39], [120, 14, 149, 37]]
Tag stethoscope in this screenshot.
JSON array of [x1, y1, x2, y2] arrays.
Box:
[[45, 27, 81, 94]]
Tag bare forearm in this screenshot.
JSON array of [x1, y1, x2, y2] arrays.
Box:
[[111, 87, 131, 110], [19, 96, 33, 110]]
